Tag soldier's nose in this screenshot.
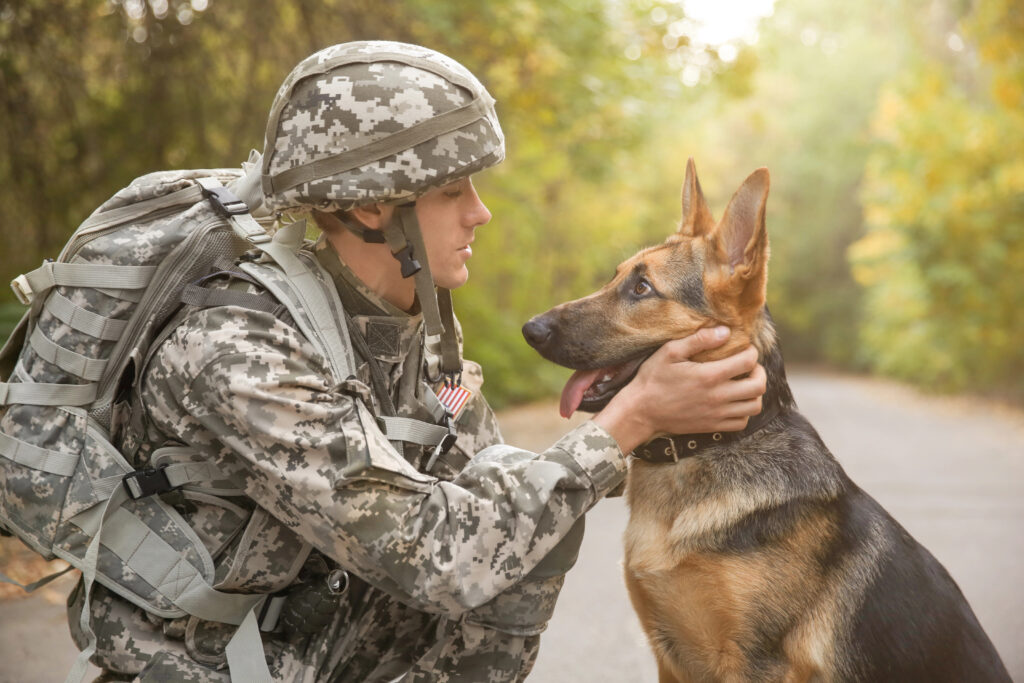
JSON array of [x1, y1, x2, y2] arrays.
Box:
[[522, 317, 554, 350]]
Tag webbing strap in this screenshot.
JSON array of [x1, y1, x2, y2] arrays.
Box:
[[195, 177, 272, 245], [89, 473, 126, 500], [150, 447, 246, 497], [262, 48, 489, 195], [397, 207, 445, 338], [377, 416, 449, 447], [225, 152, 266, 213], [180, 283, 280, 314], [0, 380, 97, 407], [0, 564, 74, 592], [65, 484, 129, 683], [45, 291, 129, 341], [0, 429, 78, 476], [344, 313, 398, 418], [94, 287, 146, 303], [267, 99, 489, 193], [240, 222, 356, 382], [225, 608, 274, 683], [436, 288, 463, 382], [14, 262, 155, 305], [28, 325, 108, 382], [89, 461, 229, 501]]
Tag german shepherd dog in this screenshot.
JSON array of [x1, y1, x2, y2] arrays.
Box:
[[522, 160, 1011, 682]]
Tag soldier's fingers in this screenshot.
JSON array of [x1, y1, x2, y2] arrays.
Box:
[[718, 364, 767, 403], [661, 326, 731, 363], [720, 396, 763, 419], [705, 345, 759, 383]]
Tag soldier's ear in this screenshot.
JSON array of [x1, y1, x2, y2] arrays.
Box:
[[351, 202, 392, 231]]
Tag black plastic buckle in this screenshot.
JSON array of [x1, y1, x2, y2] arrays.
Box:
[[123, 465, 176, 500], [203, 185, 249, 217], [437, 414, 458, 456], [393, 245, 422, 278]]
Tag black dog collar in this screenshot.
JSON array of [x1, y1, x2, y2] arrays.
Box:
[[632, 402, 781, 463]]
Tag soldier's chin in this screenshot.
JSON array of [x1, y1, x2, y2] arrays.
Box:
[[436, 265, 469, 290]]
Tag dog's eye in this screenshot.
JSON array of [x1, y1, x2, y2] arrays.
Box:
[[633, 280, 653, 297]]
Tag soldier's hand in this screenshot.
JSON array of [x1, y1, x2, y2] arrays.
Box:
[[593, 327, 766, 454]]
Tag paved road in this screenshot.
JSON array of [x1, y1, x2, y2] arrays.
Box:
[[528, 369, 1024, 681], [1, 369, 1021, 681]]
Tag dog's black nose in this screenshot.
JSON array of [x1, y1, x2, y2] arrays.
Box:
[[522, 317, 553, 349]]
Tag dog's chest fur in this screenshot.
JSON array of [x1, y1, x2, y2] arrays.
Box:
[[622, 415, 857, 680]]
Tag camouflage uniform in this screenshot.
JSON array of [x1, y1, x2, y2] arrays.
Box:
[[69, 236, 625, 681], [66, 41, 628, 682]]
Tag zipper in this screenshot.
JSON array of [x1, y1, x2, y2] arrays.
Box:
[[58, 187, 205, 261], [95, 214, 233, 402]]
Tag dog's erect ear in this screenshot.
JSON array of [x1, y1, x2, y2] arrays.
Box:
[[708, 167, 770, 310], [679, 158, 715, 237]]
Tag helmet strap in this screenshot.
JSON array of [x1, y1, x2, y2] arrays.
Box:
[[333, 210, 388, 244], [435, 288, 462, 388], [333, 207, 424, 279], [333, 205, 463, 386], [393, 206, 463, 386]]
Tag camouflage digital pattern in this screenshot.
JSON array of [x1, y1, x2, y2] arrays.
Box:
[[71, 234, 627, 681], [0, 167, 274, 617], [260, 41, 505, 213]]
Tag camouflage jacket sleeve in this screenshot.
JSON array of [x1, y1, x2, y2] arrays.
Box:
[[142, 304, 627, 616]]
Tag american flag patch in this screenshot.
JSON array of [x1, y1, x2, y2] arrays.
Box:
[[436, 382, 473, 419]]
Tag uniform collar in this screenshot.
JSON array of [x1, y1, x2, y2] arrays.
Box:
[[313, 236, 420, 320], [313, 236, 423, 365]]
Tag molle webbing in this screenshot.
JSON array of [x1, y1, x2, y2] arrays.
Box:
[[1, 172, 282, 683]]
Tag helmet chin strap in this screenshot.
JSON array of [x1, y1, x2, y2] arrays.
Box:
[[334, 206, 463, 387]]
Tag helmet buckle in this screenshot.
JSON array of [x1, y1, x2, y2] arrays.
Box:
[[395, 246, 422, 278]]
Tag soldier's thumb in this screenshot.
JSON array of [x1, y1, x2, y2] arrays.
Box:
[[663, 326, 731, 362]]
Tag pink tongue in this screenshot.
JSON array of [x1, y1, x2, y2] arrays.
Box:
[[560, 368, 604, 418]]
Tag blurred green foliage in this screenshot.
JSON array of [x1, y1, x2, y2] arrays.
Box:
[[0, 0, 1019, 406], [851, 0, 1024, 397]]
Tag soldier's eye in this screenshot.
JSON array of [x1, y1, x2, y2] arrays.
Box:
[[633, 280, 653, 297], [444, 190, 463, 198]]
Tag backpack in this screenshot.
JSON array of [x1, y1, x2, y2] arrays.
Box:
[[0, 157, 304, 683], [0, 153, 463, 682]]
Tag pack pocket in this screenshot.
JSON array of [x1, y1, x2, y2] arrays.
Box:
[[0, 404, 84, 558], [53, 420, 217, 618]]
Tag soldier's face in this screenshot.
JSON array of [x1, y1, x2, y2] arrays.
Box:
[[416, 177, 492, 289]]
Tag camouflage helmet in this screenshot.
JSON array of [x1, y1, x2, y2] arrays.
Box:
[[261, 41, 505, 212]]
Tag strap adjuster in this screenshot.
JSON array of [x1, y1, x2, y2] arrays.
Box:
[[394, 245, 422, 278], [123, 464, 176, 499], [436, 432, 458, 457], [202, 185, 249, 217], [11, 273, 34, 305]]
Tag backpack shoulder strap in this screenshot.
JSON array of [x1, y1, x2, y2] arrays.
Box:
[[235, 221, 358, 383]]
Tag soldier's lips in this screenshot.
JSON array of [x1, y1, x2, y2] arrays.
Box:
[[559, 353, 650, 418]]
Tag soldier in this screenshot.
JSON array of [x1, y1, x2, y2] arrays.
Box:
[[68, 42, 766, 681]]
